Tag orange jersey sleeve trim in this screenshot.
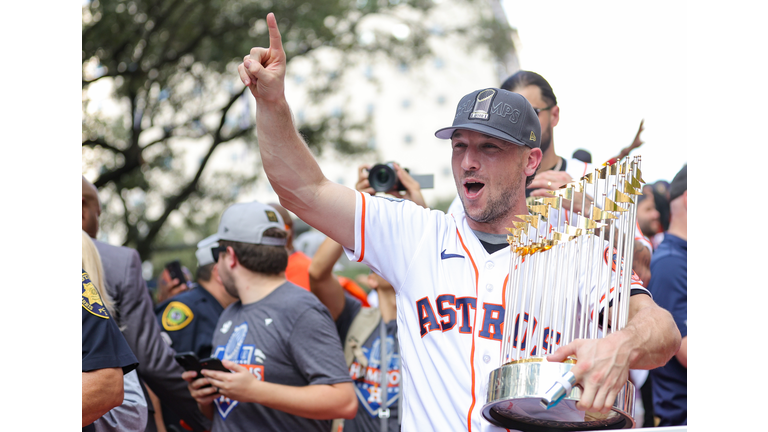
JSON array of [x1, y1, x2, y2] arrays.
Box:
[[357, 191, 367, 263], [456, 226, 479, 432]]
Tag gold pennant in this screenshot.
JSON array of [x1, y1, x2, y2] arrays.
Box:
[[528, 205, 550, 218], [592, 207, 618, 220], [614, 189, 635, 204], [563, 225, 584, 237], [623, 181, 640, 195], [532, 197, 562, 208], [636, 167, 645, 184], [603, 198, 628, 212], [582, 173, 594, 184]]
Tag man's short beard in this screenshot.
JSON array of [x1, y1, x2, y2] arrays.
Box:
[[460, 167, 525, 225], [539, 124, 552, 156]]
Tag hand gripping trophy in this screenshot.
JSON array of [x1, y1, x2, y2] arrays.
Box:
[[482, 156, 646, 431]]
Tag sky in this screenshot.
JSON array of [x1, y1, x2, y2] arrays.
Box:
[[501, 0, 688, 184]]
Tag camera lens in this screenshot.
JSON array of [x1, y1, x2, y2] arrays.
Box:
[[368, 163, 397, 192]]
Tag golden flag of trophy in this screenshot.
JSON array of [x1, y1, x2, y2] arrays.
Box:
[[482, 156, 645, 431]]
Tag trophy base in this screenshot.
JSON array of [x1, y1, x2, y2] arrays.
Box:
[[482, 359, 635, 431]]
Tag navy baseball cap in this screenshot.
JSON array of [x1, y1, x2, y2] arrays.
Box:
[[435, 88, 541, 148]]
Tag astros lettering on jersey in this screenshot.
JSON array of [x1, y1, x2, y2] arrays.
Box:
[[344, 192, 646, 432]]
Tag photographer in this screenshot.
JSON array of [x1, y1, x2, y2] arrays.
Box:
[[355, 162, 427, 209]]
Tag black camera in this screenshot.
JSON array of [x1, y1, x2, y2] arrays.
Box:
[[368, 162, 434, 193]]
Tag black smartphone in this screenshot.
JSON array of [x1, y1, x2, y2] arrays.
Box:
[[200, 357, 232, 374], [165, 260, 187, 285], [174, 352, 202, 375]]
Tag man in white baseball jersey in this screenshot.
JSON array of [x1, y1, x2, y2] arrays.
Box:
[[236, 13, 680, 431]]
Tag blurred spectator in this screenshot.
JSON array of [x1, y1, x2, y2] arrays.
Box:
[[637, 184, 661, 240], [83, 231, 147, 432], [82, 264, 139, 430], [652, 183, 671, 250], [647, 165, 687, 426], [82, 176, 210, 432], [155, 265, 194, 304], [182, 201, 356, 430], [572, 148, 592, 164], [270, 201, 370, 306], [154, 235, 237, 431]]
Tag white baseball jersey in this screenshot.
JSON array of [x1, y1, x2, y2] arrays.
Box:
[[343, 191, 647, 432]]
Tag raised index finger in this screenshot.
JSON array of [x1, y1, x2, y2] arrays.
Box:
[[266, 13, 284, 54]]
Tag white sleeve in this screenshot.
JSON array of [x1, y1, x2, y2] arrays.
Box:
[[342, 191, 434, 291]]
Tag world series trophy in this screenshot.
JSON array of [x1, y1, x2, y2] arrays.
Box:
[[481, 156, 646, 431]]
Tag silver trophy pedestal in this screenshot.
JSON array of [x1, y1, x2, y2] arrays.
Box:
[[482, 359, 635, 431]]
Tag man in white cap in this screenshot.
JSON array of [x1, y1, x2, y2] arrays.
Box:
[[154, 236, 238, 432], [183, 201, 357, 432]]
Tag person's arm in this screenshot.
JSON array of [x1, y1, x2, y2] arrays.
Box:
[[308, 237, 347, 320], [204, 361, 357, 419], [239, 13, 357, 249], [93, 370, 149, 432], [548, 293, 681, 414], [83, 368, 124, 427], [676, 336, 687, 368]]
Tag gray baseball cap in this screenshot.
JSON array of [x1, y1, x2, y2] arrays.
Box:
[[211, 201, 287, 247], [435, 88, 541, 148], [195, 234, 219, 266]]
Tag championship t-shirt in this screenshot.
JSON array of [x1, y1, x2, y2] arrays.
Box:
[[336, 295, 401, 432], [209, 282, 351, 432]]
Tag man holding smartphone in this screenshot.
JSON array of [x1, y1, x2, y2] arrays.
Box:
[[182, 201, 357, 432]]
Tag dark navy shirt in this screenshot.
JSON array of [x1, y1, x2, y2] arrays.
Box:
[[155, 286, 224, 359], [82, 269, 138, 432], [155, 286, 225, 432], [647, 234, 687, 426]]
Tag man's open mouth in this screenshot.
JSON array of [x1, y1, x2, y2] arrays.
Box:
[[463, 180, 485, 198]]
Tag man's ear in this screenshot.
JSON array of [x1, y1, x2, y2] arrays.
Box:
[[550, 105, 560, 128], [525, 148, 543, 177], [683, 190, 687, 210], [225, 246, 238, 269]]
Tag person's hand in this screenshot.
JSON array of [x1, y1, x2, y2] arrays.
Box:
[[391, 163, 427, 208], [528, 170, 572, 192], [238, 13, 286, 102], [156, 268, 189, 303], [355, 163, 427, 208], [355, 164, 375, 195], [547, 334, 633, 414], [528, 170, 592, 215], [182, 370, 219, 406], [202, 360, 260, 403]]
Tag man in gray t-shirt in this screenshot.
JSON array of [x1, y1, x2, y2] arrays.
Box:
[[183, 201, 357, 431]]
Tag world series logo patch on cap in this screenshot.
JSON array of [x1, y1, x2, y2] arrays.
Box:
[[162, 301, 194, 331], [265, 210, 278, 223], [469, 89, 496, 120], [82, 269, 109, 319]]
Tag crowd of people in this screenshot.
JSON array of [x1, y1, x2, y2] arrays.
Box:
[[82, 12, 687, 432]]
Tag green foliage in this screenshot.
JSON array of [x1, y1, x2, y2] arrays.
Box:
[[82, 0, 515, 263]]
